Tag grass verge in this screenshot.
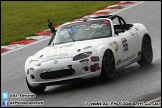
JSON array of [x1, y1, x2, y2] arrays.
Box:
[[1, 1, 118, 46]]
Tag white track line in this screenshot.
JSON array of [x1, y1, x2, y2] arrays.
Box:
[[1, 1, 145, 56]]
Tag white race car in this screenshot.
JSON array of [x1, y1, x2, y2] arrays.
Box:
[[25, 15, 153, 94]]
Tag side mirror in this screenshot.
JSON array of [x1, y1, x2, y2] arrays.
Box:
[[48, 33, 55, 45], [47, 19, 56, 33], [47, 19, 56, 45]]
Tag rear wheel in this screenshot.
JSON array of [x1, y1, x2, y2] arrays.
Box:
[[26, 78, 46, 94], [137, 35, 153, 65], [100, 50, 116, 81]]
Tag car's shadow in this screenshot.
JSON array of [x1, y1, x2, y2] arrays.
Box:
[[36, 60, 160, 97]]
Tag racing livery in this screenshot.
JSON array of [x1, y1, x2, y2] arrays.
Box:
[[25, 15, 153, 94]]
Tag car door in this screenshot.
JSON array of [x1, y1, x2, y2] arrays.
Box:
[[111, 15, 139, 66], [114, 17, 139, 64], [119, 29, 139, 63]]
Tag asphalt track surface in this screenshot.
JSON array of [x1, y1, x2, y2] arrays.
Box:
[[1, 1, 161, 107]]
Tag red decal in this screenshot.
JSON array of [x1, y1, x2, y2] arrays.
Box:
[[86, 22, 90, 25], [91, 56, 99, 62], [90, 63, 100, 72], [104, 20, 110, 25], [67, 25, 71, 28]]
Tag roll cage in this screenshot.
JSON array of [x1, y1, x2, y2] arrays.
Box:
[[92, 15, 129, 32]]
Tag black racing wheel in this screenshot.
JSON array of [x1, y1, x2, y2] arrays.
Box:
[[100, 50, 116, 81], [137, 35, 153, 65]]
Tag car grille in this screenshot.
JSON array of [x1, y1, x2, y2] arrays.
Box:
[[40, 69, 75, 79]]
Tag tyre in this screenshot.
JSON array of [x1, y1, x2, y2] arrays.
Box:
[[26, 78, 46, 94], [100, 50, 116, 81], [137, 35, 153, 65]]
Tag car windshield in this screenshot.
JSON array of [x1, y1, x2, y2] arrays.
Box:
[[53, 19, 112, 45]]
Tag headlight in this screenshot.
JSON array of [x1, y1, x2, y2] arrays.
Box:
[[29, 60, 40, 67], [73, 51, 92, 61]]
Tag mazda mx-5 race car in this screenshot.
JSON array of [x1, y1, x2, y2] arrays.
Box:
[[25, 15, 153, 94]]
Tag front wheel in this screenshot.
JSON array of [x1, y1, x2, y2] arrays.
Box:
[[26, 78, 46, 94], [137, 35, 153, 65], [100, 50, 116, 81]]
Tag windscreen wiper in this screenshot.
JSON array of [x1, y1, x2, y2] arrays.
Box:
[[89, 25, 104, 37]]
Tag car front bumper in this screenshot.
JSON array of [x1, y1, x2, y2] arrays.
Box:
[[25, 57, 102, 87]]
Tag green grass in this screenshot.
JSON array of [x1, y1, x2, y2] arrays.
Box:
[[1, 1, 118, 46]]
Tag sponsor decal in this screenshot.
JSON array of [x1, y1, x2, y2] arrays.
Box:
[[41, 58, 55, 63], [108, 41, 118, 52], [52, 56, 64, 59], [46, 53, 71, 58], [91, 56, 99, 62], [117, 59, 121, 65], [80, 59, 89, 64], [90, 63, 100, 72], [121, 38, 129, 53], [57, 56, 72, 59], [83, 46, 92, 49], [60, 44, 73, 48], [40, 56, 72, 64], [104, 20, 110, 25], [64, 56, 73, 59], [56, 56, 72, 59], [114, 41, 118, 52]]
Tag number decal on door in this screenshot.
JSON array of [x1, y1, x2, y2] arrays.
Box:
[[121, 37, 129, 53]]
